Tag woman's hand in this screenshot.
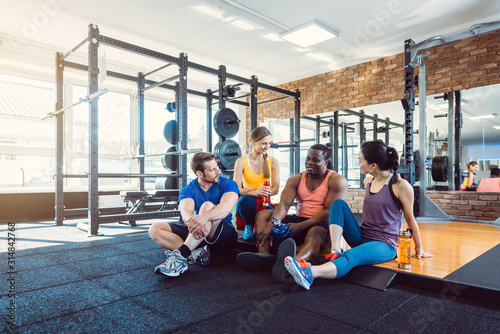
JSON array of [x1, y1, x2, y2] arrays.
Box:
[[415, 246, 433, 259], [255, 185, 271, 197]]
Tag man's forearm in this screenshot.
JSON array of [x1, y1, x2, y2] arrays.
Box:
[[300, 210, 329, 229]]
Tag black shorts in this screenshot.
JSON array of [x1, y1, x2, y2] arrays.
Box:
[[282, 214, 329, 246], [169, 217, 237, 254]]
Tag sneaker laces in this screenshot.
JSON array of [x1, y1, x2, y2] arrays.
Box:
[[297, 258, 310, 269]]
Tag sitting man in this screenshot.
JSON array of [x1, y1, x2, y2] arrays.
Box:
[[237, 144, 348, 282], [477, 167, 500, 192], [149, 152, 239, 277]]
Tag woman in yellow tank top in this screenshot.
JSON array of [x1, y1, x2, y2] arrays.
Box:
[[233, 127, 280, 240]]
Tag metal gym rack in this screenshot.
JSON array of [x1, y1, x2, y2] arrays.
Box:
[[54, 23, 299, 236]]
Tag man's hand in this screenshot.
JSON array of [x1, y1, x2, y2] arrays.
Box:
[[186, 215, 210, 240], [287, 222, 306, 238], [256, 222, 274, 247]]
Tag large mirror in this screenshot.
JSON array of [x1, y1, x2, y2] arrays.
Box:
[[264, 83, 500, 218]]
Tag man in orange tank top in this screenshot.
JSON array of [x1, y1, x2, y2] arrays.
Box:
[[237, 144, 348, 282]]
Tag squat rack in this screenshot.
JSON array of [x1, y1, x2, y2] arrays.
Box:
[[402, 21, 500, 218], [54, 23, 299, 236]]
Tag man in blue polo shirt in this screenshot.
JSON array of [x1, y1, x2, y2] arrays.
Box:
[[149, 152, 240, 277]]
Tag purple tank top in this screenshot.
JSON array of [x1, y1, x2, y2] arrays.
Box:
[[361, 174, 402, 250]]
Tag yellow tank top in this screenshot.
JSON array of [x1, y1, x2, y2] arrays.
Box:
[[242, 155, 273, 190]]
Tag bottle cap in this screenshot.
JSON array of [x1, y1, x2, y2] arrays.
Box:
[[399, 228, 413, 237], [271, 217, 280, 226]]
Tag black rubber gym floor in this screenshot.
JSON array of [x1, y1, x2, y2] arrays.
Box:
[[1, 220, 499, 334]]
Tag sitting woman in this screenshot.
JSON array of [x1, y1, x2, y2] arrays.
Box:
[[461, 161, 478, 191], [233, 126, 280, 240], [284, 140, 432, 290]]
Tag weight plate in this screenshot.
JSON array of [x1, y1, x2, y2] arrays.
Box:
[[214, 108, 239, 139], [161, 146, 178, 171], [214, 139, 241, 171], [431, 156, 448, 182], [163, 119, 178, 144], [155, 175, 178, 189], [220, 170, 234, 180], [166, 102, 176, 113]]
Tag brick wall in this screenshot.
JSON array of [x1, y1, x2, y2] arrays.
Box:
[[427, 191, 500, 222], [248, 30, 500, 132], [346, 189, 500, 222]]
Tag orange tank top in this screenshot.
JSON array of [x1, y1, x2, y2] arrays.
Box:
[[296, 170, 335, 218]]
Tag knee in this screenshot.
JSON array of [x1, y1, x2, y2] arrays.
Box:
[[331, 199, 348, 212], [305, 226, 327, 243], [148, 222, 161, 239], [199, 201, 215, 214], [148, 222, 171, 240]]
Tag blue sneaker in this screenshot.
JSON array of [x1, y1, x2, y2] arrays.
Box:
[[284, 256, 313, 290], [243, 225, 254, 240], [326, 248, 344, 261]]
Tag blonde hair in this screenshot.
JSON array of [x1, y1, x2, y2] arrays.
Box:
[[250, 126, 272, 179]]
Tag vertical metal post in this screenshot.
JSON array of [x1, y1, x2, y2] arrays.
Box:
[[359, 110, 366, 187], [55, 52, 64, 226], [137, 73, 145, 191], [206, 89, 213, 152], [218, 65, 226, 143], [384, 117, 390, 144], [315, 116, 320, 143], [418, 57, 427, 216], [403, 39, 416, 186], [333, 111, 339, 172], [88, 24, 100, 236], [289, 118, 294, 176], [342, 123, 348, 177], [294, 89, 301, 174], [454, 91, 462, 191], [178, 53, 188, 187], [250, 75, 258, 132], [329, 120, 334, 170], [373, 114, 378, 141], [447, 91, 455, 190]]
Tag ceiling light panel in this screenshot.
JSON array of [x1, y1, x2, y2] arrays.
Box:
[[280, 20, 339, 48]]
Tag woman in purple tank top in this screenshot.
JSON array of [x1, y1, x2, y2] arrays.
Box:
[[284, 140, 432, 290]]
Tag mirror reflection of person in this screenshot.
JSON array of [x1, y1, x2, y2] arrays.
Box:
[[461, 161, 478, 191], [477, 167, 500, 192]]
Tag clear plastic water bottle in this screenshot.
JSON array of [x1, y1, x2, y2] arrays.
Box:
[[271, 217, 290, 250], [397, 228, 413, 269]]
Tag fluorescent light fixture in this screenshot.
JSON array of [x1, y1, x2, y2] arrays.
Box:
[[280, 20, 339, 48], [493, 125, 500, 130], [192, 5, 223, 19], [469, 114, 497, 121]]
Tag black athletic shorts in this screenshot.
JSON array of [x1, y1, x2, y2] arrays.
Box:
[[169, 216, 237, 254], [282, 214, 329, 246]]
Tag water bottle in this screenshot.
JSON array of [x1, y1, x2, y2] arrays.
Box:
[[270, 217, 290, 250], [261, 180, 271, 207], [397, 228, 413, 269]]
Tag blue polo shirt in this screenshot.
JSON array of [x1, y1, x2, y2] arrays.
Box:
[[178, 176, 240, 220]]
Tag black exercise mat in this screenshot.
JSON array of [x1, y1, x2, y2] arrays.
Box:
[[444, 243, 500, 290]]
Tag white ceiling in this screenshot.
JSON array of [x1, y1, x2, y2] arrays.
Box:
[[1, 0, 500, 146]]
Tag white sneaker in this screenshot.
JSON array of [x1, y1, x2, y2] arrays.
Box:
[[154, 249, 188, 277]]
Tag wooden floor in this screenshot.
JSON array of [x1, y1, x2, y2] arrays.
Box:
[[374, 221, 500, 278]]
